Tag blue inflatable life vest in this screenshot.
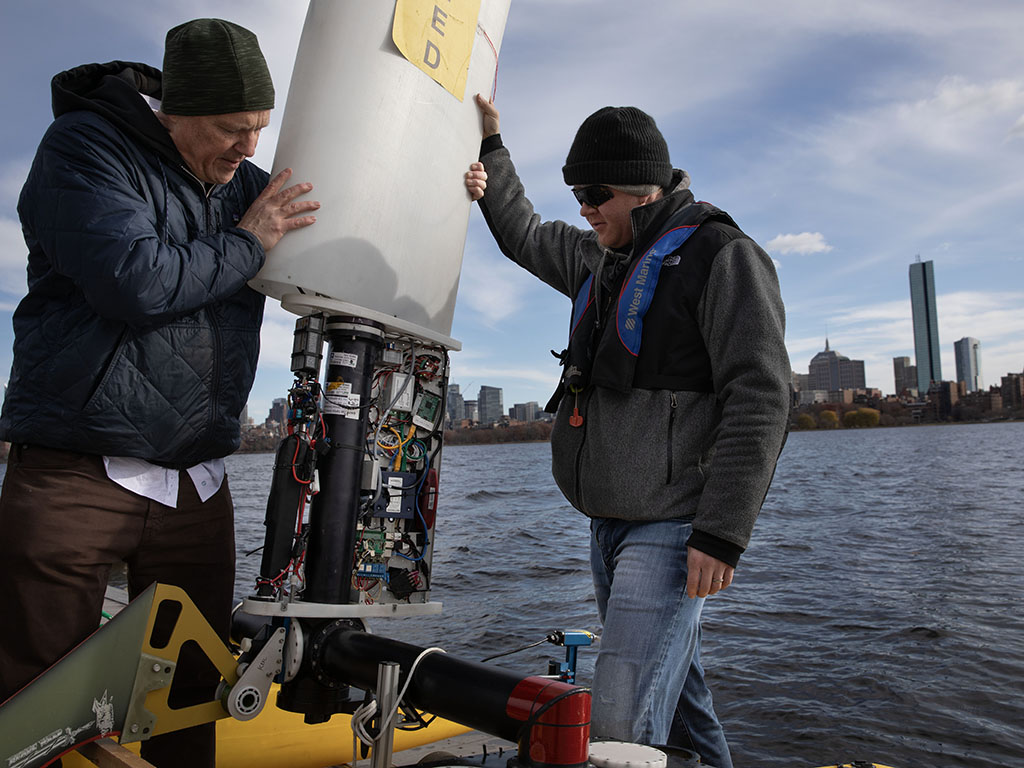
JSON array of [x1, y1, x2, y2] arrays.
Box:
[[547, 201, 741, 411]]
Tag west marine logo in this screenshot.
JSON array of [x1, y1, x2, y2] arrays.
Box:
[[625, 252, 655, 329]]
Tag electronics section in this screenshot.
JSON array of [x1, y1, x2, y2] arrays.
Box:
[[251, 316, 446, 616], [358, 343, 446, 607]]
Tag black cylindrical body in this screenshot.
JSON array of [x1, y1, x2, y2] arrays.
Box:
[[256, 432, 312, 596], [322, 628, 526, 741], [320, 628, 591, 768], [304, 318, 383, 604]]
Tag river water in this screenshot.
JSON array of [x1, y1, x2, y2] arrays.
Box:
[[7, 423, 1022, 766], [226, 422, 1024, 768]]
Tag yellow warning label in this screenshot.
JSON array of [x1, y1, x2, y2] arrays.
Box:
[[392, 0, 481, 101]]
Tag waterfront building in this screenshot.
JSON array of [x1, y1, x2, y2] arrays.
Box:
[[959, 387, 1003, 413], [808, 339, 866, 392], [446, 383, 466, 425], [477, 386, 504, 425], [267, 397, 286, 425], [798, 390, 829, 405], [892, 356, 917, 397], [464, 399, 479, 423], [1002, 373, 1024, 411], [511, 401, 540, 423], [930, 381, 959, 420], [954, 337, 982, 393], [909, 259, 941, 393]]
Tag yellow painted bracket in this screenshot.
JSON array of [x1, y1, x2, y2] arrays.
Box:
[[123, 584, 239, 742], [0, 583, 239, 768]]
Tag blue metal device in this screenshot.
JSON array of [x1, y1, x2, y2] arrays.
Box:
[[545, 630, 595, 684]]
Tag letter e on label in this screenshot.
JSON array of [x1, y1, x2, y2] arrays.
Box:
[[392, 0, 481, 101], [431, 5, 448, 34]]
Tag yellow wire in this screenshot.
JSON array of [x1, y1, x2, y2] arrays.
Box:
[[388, 425, 417, 469]]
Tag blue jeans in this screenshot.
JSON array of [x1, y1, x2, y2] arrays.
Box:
[[590, 518, 733, 768]]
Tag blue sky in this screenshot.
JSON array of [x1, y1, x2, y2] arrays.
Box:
[[2, 1, 1022, 422]]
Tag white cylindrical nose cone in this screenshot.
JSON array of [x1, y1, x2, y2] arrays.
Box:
[[252, 0, 511, 347]]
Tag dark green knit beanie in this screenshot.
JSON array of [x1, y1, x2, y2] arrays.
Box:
[[562, 106, 672, 187], [161, 18, 275, 115]]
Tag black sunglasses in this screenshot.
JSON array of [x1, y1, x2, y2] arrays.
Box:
[[572, 185, 616, 208]]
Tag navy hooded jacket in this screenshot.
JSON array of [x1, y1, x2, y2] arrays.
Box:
[[0, 61, 268, 466]]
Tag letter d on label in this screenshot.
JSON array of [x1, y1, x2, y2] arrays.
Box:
[[392, 0, 481, 100], [423, 39, 441, 69]]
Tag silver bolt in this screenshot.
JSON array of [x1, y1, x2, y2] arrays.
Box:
[[152, 663, 161, 672], [130, 724, 139, 733]]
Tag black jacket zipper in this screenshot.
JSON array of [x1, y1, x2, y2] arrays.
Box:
[[667, 391, 678, 484]]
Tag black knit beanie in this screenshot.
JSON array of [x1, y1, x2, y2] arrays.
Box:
[[161, 18, 275, 115], [562, 106, 672, 187]]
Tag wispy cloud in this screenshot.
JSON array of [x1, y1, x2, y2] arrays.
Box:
[[767, 232, 833, 255], [457, 248, 536, 327], [0, 161, 29, 208], [0, 217, 27, 298], [3, 0, 1023, 414]]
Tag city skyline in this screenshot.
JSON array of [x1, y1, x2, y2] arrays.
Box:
[[1, 2, 1023, 418]]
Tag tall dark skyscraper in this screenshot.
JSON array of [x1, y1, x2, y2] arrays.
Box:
[[477, 385, 504, 425], [909, 258, 941, 393]]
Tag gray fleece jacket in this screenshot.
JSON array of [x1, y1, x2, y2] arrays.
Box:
[[477, 139, 790, 566]]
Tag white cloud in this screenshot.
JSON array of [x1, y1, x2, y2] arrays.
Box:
[[937, 291, 1024, 344], [448, 362, 554, 389], [1009, 114, 1024, 140], [457, 247, 536, 326], [805, 76, 1024, 177], [258, 301, 300, 373], [0, 161, 30, 208], [767, 232, 833, 255], [898, 76, 1024, 153], [0, 217, 27, 298]]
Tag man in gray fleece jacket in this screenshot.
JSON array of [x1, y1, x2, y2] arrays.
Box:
[[465, 96, 789, 767]]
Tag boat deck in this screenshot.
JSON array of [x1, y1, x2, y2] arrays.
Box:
[[388, 729, 516, 766]]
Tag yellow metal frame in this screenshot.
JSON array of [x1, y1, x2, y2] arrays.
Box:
[[136, 584, 240, 737]]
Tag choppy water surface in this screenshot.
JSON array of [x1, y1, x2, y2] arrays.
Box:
[[4, 423, 1009, 765], [226, 422, 1024, 767]]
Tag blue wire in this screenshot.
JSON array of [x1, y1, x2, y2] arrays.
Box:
[[396, 441, 431, 562]]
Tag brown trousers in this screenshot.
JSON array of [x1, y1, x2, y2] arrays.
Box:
[[0, 444, 236, 768]]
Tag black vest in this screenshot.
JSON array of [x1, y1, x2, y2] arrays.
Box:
[[547, 202, 741, 411]]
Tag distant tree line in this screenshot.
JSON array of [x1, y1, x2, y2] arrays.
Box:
[[231, 420, 555, 455], [794, 407, 881, 430], [790, 400, 1024, 431], [444, 421, 552, 445], [238, 428, 285, 453]]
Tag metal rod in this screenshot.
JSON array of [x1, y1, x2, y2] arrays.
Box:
[[371, 662, 400, 768]]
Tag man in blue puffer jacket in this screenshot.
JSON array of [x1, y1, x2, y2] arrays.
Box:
[[0, 19, 318, 766]]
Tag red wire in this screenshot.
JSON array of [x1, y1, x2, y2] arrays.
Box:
[[291, 436, 312, 485], [478, 23, 499, 101]]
